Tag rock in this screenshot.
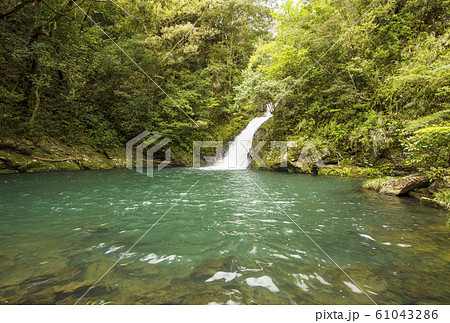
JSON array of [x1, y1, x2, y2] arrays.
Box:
[[363, 177, 394, 191], [0, 138, 35, 154], [0, 149, 43, 172], [0, 137, 129, 174], [7, 288, 57, 305], [0, 169, 19, 174], [378, 174, 430, 196], [321, 147, 332, 159], [19, 266, 83, 293], [75, 148, 113, 170], [53, 280, 96, 294], [420, 197, 446, 209], [408, 188, 432, 199], [322, 158, 339, 165], [189, 255, 236, 282], [35, 137, 69, 156], [428, 177, 450, 194]]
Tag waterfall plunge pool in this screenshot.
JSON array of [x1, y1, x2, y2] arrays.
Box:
[[0, 168, 448, 304]]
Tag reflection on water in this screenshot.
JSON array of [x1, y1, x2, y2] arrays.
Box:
[[0, 168, 449, 304]]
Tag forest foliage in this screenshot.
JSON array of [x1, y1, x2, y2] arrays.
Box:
[[1, 0, 449, 168], [238, 0, 449, 168], [0, 0, 273, 161]]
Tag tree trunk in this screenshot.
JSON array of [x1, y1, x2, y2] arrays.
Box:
[[30, 86, 41, 123], [0, 0, 38, 19]]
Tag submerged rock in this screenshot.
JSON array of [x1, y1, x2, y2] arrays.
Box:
[[189, 255, 237, 282], [420, 197, 447, 209], [408, 187, 433, 199]]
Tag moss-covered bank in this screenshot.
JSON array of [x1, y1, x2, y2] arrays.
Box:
[[0, 137, 126, 174], [2, 134, 448, 217]]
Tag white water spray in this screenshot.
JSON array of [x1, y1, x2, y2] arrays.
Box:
[[209, 104, 274, 169]]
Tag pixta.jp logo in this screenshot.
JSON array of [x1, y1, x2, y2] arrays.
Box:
[[126, 131, 171, 177]]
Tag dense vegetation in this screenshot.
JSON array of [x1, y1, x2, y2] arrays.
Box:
[[0, 0, 272, 162], [0, 0, 449, 172], [242, 0, 449, 173]]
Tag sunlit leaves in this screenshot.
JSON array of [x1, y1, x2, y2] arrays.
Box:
[[401, 122, 450, 169]]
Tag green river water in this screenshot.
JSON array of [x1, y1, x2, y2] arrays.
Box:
[[0, 168, 449, 304]]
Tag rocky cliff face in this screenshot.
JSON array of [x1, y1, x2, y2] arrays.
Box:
[[0, 137, 126, 174]]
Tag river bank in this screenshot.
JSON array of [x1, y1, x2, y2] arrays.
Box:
[[1, 136, 449, 213], [0, 137, 126, 174], [0, 138, 397, 176]]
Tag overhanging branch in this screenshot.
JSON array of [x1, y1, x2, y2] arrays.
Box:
[[0, 0, 39, 19], [42, 0, 73, 20]]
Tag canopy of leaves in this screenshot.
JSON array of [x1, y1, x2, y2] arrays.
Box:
[[236, 0, 450, 165], [1, 0, 449, 169], [0, 0, 273, 159]]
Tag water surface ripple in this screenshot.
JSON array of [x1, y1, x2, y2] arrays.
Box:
[[0, 168, 448, 304]]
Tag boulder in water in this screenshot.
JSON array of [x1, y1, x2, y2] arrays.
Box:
[[365, 174, 430, 196], [379, 174, 430, 196], [420, 197, 447, 209]]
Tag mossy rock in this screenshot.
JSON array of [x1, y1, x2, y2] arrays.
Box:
[[363, 177, 396, 191], [0, 149, 46, 172], [0, 150, 31, 167], [53, 161, 83, 171], [0, 169, 19, 174], [408, 188, 432, 199], [0, 137, 35, 154], [319, 165, 382, 177], [104, 147, 126, 168], [431, 188, 450, 210], [420, 197, 447, 209], [364, 174, 430, 196], [76, 153, 113, 170]]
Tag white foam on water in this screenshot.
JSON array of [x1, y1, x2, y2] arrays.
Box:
[[343, 281, 363, 293], [205, 271, 240, 283], [141, 253, 177, 264], [359, 233, 376, 241], [245, 275, 280, 292], [105, 245, 123, 254]]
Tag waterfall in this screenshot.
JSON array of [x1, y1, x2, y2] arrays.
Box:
[[209, 104, 274, 170]]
